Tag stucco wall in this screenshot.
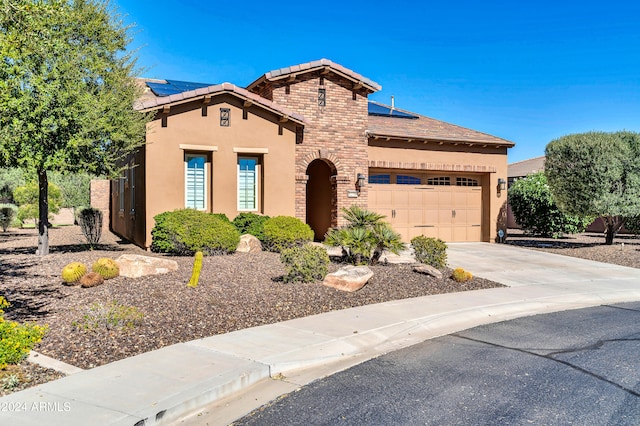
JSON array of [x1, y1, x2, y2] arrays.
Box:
[[141, 94, 297, 248]]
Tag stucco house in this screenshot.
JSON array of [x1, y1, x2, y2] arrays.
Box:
[[110, 59, 514, 249]]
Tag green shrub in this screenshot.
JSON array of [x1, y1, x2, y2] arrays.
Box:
[[0, 297, 47, 369], [0, 168, 26, 204], [212, 213, 231, 223], [151, 209, 240, 255], [49, 171, 91, 209], [280, 244, 330, 283], [262, 216, 313, 252], [232, 212, 270, 240], [14, 181, 62, 226], [624, 215, 640, 235], [411, 236, 448, 269], [77, 207, 103, 246], [0, 204, 17, 232], [72, 301, 144, 332], [452, 267, 473, 283], [508, 172, 593, 238], [324, 206, 405, 265]]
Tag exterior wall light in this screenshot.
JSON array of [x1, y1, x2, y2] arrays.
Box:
[[497, 178, 507, 192], [356, 173, 366, 192]]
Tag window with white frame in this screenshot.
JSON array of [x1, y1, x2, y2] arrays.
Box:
[[185, 153, 207, 210], [238, 157, 258, 211]]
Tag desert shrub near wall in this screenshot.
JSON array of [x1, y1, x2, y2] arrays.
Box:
[[280, 244, 330, 283], [232, 212, 270, 241], [0, 297, 47, 369], [262, 216, 314, 252], [411, 236, 448, 269], [624, 215, 640, 235], [0, 204, 17, 232], [77, 207, 103, 246], [151, 209, 240, 255]]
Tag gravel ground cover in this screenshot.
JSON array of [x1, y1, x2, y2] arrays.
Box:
[[1, 226, 500, 395], [506, 229, 640, 268]]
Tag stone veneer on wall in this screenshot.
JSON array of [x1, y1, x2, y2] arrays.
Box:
[[257, 71, 370, 227]]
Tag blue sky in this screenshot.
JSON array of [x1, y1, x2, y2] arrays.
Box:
[[116, 0, 640, 163]]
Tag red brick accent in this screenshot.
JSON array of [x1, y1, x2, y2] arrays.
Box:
[[260, 71, 370, 228], [90, 179, 110, 230]]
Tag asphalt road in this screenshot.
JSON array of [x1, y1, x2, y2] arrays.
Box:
[[235, 302, 640, 425]]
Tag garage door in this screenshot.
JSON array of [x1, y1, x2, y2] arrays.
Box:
[[368, 174, 483, 242]]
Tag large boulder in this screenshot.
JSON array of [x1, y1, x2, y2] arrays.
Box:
[[116, 254, 179, 278], [322, 265, 373, 292], [236, 234, 262, 253], [412, 263, 443, 279]]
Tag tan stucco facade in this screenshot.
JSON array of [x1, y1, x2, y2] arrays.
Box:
[[110, 60, 513, 248], [112, 93, 298, 248]]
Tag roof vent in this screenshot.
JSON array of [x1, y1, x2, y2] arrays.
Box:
[[391, 96, 395, 109]]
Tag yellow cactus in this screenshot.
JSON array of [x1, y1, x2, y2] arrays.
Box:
[[61, 262, 87, 284], [187, 251, 204, 288], [452, 267, 473, 283], [92, 258, 119, 280]]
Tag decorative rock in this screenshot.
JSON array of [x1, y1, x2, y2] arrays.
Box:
[[236, 234, 263, 253], [413, 263, 443, 279], [322, 265, 373, 292], [116, 254, 179, 278]]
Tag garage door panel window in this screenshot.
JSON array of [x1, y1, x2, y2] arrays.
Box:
[[456, 177, 479, 187], [369, 174, 391, 184], [397, 175, 422, 185], [427, 176, 451, 186]]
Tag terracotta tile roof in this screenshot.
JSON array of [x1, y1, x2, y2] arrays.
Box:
[[135, 80, 307, 125], [246, 59, 382, 93], [508, 156, 545, 178], [367, 101, 514, 147]]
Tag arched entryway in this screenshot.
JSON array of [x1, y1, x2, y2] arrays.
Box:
[[306, 159, 336, 241]]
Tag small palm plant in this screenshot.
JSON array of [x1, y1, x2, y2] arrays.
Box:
[[324, 206, 405, 265]]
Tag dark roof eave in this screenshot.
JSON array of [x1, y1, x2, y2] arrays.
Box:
[[366, 131, 515, 148], [135, 82, 307, 125]]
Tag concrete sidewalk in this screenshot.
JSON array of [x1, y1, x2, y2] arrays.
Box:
[[3, 243, 640, 426]]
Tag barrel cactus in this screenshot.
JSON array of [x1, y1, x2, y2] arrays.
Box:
[[62, 262, 87, 284], [79, 271, 105, 288], [92, 258, 120, 280]]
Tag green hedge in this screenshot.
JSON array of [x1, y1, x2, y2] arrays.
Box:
[[262, 216, 313, 252], [151, 209, 240, 255], [232, 212, 270, 240]]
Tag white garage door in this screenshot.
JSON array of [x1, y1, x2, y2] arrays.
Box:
[[368, 173, 483, 242]]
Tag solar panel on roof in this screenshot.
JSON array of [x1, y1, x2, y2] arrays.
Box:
[[368, 102, 418, 119], [146, 80, 212, 97]]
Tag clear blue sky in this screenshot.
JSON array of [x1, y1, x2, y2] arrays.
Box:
[[116, 0, 640, 163]]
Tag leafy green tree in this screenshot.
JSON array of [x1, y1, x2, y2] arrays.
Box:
[[545, 131, 640, 244], [0, 0, 151, 255], [14, 181, 62, 226], [325, 205, 405, 265], [508, 172, 592, 238], [50, 171, 91, 209]]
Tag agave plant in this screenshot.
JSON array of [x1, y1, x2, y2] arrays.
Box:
[[324, 206, 405, 265]]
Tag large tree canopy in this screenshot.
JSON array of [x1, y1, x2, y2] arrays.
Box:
[[0, 0, 151, 254], [545, 131, 640, 244]]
